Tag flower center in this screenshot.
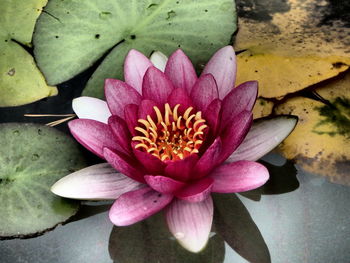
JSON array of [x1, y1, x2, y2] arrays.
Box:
[[132, 103, 207, 161]]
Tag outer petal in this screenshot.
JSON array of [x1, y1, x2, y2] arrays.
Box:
[[68, 119, 119, 159], [190, 74, 219, 112], [219, 111, 253, 163], [108, 116, 132, 153], [175, 177, 213, 203], [109, 187, 173, 226], [164, 154, 199, 182], [124, 49, 153, 94], [221, 81, 258, 130], [105, 79, 142, 118], [72, 96, 111, 124], [164, 49, 197, 93], [165, 196, 214, 253], [144, 175, 186, 194], [142, 66, 174, 106], [51, 163, 142, 200], [103, 147, 145, 183], [202, 46, 236, 99], [210, 161, 269, 193], [228, 116, 298, 162], [150, 51, 168, 72]]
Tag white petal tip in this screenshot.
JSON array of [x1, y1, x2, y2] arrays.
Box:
[[150, 51, 168, 72]]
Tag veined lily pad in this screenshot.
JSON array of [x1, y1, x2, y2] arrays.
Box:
[[0, 123, 87, 238], [33, 0, 237, 98], [0, 0, 57, 107]]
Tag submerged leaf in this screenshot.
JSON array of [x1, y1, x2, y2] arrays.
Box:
[[275, 71, 350, 185], [0, 0, 57, 107], [0, 123, 87, 238], [33, 0, 237, 98]]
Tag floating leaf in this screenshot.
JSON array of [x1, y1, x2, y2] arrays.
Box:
[[33, 0, 237, 98], [0, 0, 57, 107], [0, 123, 87, 238], [252, 98, 274, 119], [234, 0, 350, 99], [275, 71, 350, 185]]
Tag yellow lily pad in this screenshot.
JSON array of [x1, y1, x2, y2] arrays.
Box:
[[234, 0, 350, 99], [0, 0, 57, 107], [274, 71, 350, 185], [252, 98, 274, 119]]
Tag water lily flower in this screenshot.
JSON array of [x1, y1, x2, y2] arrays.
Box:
[[51, 46, 297, 253]]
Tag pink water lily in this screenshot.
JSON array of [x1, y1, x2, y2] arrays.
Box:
[[51, 46, 297, 252]]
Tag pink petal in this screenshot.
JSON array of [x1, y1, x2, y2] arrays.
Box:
[[165, 196, 214, 253], [103, 147, 145, 183], [219, 111, 253, 163], [72, 96, 111, 124], [150, 51, 168, 72], [108, 116, 132, 153], [51, 163, 142, 200], [190, 74, 219, 112], [109, 187, 173, 226], [228, 116, 298, 162], [221, 81, 258, 130], [164, 49, 197, 93], [167, 88, 193, 113], [133, 148, 166, 175], [142, 66, 174, 106], [175, 177, 213, 203], [124, 49, 153, 94], [138, 99, 157, 120], [210, 161, 269, 193], [193, 138, 222, 179], [144, 175, 186, 194], [202, 46, 236, 99], [124, 104, 139, 136], [68, 119, 119, 159], [164, 154, 199, 182], [104, 79, 142, 118], [204, 99, 222, 137]]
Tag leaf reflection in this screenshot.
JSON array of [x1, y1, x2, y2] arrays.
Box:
[[108, 213, 225, 263], [213, 194, 271, 263], [240, 160, 299, 201]]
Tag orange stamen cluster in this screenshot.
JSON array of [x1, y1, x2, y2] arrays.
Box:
[[132, 103, 208, 161]]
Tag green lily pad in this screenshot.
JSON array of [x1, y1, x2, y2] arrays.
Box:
[[0, 123, 87, 238], [33, 0, 237, 98], [0, 0, 58, 107]]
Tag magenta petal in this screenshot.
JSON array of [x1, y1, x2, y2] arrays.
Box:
[[164, 49, 197, 93], [228, 116, 298, 162], [202, 46, 237, 99], [193, 138, 222, 179], [138, 99, 157, 120], [211, 161, 269, 193], [165, 196, 213, 253], [144, 175, 186, 194], [219, 111, 253, 163], [104, 79, 142, 118], [108, 116, 131, 153], [168, 88, 193, 113], [51, 163, 143, 200], [164, 154, 199, 182], [142, 66, 174, 105], [103, 147, 145, 183], [175, 177, 213, 203], [190, 74, 219, 112], [68, 119, 119, 159], [221, 81, 258, 130], [204, 99, 222, 137], [124, 104, 139, 136], [133, 149, 166, 175], [124, 49, 153, 94], [109, 187, 173, 226]]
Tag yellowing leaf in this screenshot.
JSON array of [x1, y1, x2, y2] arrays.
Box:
[[0, 0, 57, 107], [252, 98, 274, 119], [274, 71, 350, 185], [236, 50, 348, 99]]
